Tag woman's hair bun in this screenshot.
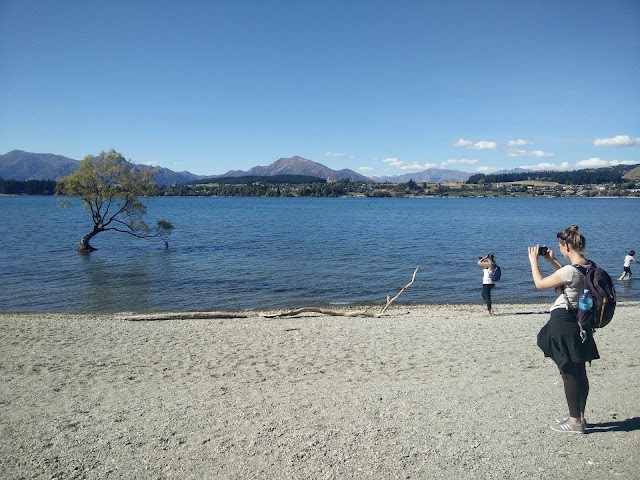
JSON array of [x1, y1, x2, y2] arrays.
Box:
[[557, 224, 586, 252]]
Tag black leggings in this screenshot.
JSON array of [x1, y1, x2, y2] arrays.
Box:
[[560, 362, 589, 418], [482, 284, 495, 311]]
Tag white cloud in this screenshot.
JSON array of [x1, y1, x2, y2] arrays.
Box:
[[593, 135, 640, 147], [475, 166, 497, 173], [507, 139, 531, 147], [454, 139, 497, 150], [325, 151, 346, 157], [520, 162, 571, 171], [143, 161, 160, 166], [507, 149, 554, 158], [442, 158, 478, 166], [383, 157, 403, 167], [454, 139, 473, 148], [399, 164, 428, 171], [358, 166, 375, 172], [382, 157, 480, 172], [575, 157, 639, 168], [610, 160, 639, 165], [383, 157, 437, 171], [575, 157, 609, 168]]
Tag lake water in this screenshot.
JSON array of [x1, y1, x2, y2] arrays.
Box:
[[1, 196, 638, 313]]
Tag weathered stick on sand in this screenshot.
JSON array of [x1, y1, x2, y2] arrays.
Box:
[[120, 311, 248, 321], [261, 265, 419, 318]]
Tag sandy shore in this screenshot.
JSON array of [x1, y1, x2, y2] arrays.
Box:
[[1, 302, 639, 479]]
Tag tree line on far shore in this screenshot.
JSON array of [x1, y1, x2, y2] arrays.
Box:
[[0, 179, 57, 195], [468, 163, 637, 185], [3, 177, 640, 198], [3, 162, 639, 197]]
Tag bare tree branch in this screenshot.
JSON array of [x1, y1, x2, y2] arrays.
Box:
[[261, 266, 419, 319], [377, 265, 419, 316]]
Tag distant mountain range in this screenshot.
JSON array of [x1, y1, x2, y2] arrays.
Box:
[[372, 168, 471, 183], [4, 150, 639, 186], [0, 150, 207, 186], [1, 150, 475, 184], [0, 150, 79, 181], [212, 156, 371, 182]]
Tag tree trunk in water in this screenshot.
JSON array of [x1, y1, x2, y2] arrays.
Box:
[[78, 229, 100, 252]]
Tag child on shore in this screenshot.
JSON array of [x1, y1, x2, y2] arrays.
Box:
[[619, 250, 636, 280]]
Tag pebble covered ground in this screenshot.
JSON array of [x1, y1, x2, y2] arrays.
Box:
[[1, 303, 639, 479]]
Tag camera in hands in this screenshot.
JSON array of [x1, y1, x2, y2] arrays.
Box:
[[538, 246, 548, 256]]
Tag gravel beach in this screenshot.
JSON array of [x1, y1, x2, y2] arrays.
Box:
[[1, 303, 639, 479]]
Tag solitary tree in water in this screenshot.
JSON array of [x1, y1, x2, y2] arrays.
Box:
[[57, 149, 174, 252]]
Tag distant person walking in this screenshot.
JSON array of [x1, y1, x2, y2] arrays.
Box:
[[619, 250, 636, 280], [477, 254, 496, 316], [528, 225, 599, 434]]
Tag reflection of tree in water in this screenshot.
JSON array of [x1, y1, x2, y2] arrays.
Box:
[[80, 249, 176, 312]]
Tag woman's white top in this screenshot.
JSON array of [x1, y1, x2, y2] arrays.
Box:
[[482, 267, 495, 285], [550, 264, 585, 311]]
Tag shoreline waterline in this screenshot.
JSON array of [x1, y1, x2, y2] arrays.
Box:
[[1, 300, 638, 318]]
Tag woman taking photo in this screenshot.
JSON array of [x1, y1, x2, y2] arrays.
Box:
[[528, 225, 599, 434], [477, 253, 496, 316]]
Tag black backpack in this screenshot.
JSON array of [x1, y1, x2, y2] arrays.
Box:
[[574, 263, 616, 329], [490, 265, 502, 282]]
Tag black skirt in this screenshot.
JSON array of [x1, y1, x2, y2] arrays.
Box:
[[537, 308, 600, 368]]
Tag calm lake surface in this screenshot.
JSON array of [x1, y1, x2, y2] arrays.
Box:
[[1, 196, 638, 312]]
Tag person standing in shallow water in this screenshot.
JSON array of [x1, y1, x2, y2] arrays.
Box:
[[619, 250, 636, 280], [528, 224, 600, 434], [477, 254, 496, 316]]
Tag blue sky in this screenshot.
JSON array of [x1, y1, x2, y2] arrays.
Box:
[[1, 0, 639, 176]]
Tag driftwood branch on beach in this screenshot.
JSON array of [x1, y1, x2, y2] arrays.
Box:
[[120, 266, 419, 321], [121, 312, 248, 321], [261, 307, 374, 318], [261, 265, 419, 319]]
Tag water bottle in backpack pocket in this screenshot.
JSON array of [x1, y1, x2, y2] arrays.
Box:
[[578, 289, 592, 311], [577, 289, 593, 329]]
